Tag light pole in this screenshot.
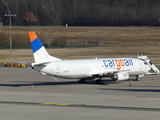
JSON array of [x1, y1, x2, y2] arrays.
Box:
[[5, 13, 16, 67]]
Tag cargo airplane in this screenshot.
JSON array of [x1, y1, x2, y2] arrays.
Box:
[[28, 32, 159, 83]]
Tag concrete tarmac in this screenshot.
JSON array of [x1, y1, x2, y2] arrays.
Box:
[[0, 67, 160, 120]]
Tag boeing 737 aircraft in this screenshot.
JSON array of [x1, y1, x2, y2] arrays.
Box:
[[29, 32, 159, 83]]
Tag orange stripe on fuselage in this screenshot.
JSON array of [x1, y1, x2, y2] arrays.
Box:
[[28, 32, 38, 42]]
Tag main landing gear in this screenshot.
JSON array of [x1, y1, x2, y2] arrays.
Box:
[[96, 78, 103, 84], [78, 79, 85, 83], [78, 78, 103, 84], [135, 76, 140, 81]]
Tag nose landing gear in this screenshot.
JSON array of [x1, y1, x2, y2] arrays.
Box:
[[135, 76, 140, 81]]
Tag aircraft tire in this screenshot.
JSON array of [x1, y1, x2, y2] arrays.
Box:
[[96, 80, 103, 84], [135, 78, 140, 81], [78, 79, 85, 83]]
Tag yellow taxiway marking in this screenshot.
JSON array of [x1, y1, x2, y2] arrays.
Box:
[[41, 103, 73, 106]]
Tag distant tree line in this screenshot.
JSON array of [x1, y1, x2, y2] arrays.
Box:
[[0, 0, 160, 26]]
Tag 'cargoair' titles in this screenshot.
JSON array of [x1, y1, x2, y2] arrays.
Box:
[[103, 59, 133, 70]]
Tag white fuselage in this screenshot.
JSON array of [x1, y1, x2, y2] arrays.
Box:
[[33, 58, 151, 79]]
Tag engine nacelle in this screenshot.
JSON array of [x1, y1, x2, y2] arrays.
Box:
[[112, 72, 129, 81]]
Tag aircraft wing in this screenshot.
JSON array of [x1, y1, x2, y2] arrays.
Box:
[[92, 69, 130, 77]]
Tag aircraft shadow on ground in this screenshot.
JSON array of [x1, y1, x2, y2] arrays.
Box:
[[99, 88, 160, 92], [0, 79, 124, 87]]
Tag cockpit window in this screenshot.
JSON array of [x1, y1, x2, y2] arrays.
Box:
[[144, 62, 148, 65]]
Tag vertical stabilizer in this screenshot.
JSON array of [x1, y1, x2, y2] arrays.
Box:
[[29, 32, 61, 63]]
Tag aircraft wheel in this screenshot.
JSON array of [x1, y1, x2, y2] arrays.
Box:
[[96, 80, 103, 84], [78, 79, 85, 83], [135, 77, 140, 81]]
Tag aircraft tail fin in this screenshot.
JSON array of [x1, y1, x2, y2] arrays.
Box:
[[28, 32, 61, 63]]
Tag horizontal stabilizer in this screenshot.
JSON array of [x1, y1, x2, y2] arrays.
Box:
[[31, 62, 51, 66]]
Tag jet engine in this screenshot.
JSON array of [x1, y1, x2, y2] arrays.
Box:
[[112, 72, 129, 81]]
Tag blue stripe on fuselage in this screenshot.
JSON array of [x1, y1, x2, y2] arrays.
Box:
[[31, 38, 43, 53]]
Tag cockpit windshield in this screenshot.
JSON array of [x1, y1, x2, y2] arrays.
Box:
[[144, 62, 148, 65]]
